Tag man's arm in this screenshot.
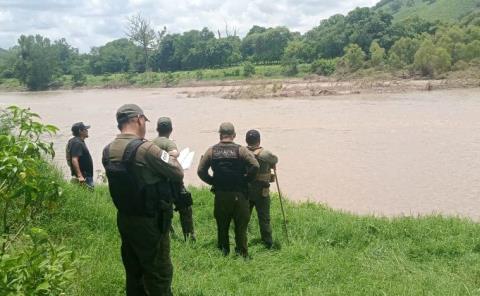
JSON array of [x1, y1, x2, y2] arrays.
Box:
[[143, 143, 184, 182], [240, 147, 259, 182], [197, 148, 214, 185], [71, 157, 85, 182], [70, 142, 85, 181]]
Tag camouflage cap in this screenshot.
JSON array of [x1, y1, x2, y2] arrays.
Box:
[[157, 117, 172, 129], [116, 104, 149, 124], [218, 122, 235, 135]]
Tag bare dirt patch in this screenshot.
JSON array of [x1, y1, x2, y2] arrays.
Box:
[[178, 77, 480, 99]]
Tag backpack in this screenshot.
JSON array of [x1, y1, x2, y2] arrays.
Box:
[[102, 139, 146, 216]]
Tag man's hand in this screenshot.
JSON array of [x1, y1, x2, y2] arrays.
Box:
[[168, 149, 180, 158], [78, 176, 86, 183]]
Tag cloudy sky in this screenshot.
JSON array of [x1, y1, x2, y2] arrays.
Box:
[[0, 0, 379, 52]]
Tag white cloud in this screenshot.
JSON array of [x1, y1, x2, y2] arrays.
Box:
[[0, 0, 379, 52]]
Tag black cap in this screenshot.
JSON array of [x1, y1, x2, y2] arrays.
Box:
[[246, 129, 260, 144], [71, 122, 90, 134]]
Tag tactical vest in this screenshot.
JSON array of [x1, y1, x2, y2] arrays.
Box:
[[211, 143, 246, 192], [102, 139, 172, 217]]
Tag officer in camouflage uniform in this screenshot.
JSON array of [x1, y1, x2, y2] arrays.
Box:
[[245, 130, 278, 249], [153, 117, 196, 241], [102, 104, 183, 296], [197, 122, 259, 257]]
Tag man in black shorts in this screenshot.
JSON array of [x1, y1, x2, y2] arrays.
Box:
[[66, 122, 94, 188]]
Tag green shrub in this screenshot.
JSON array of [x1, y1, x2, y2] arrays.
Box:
[[0, 106, 61, 252], [163, 72, 178, 87], [310, 59, 336, 76], [243, 62, 256, 77], [414, 39, 452, 76], [0, 229, 78, 296], [282, 57, 299, 76], [195, 70, 204, 80], [338, 44, 366, 73], [71, 68, 86, 87]]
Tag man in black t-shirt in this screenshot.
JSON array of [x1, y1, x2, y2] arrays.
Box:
[[66, 122, 94, 188]]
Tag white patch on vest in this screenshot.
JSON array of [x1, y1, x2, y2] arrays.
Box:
[[160, 150, 170, 163]]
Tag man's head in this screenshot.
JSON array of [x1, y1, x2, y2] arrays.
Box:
[[157, 117, 173, 137], [71, 122, 90, 138], [246, 129, 261, 146], [116, 104, 149, 138], [219, 122, 236, 141]]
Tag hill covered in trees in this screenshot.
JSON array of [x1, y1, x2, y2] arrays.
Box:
[[375, 0, 480, 22], [0, 3, 480, 91]]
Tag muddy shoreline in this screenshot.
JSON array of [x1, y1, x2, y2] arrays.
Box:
[[2, 76, 480, 99]]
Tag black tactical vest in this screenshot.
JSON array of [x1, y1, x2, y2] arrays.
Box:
[[211, 143, 246, 192]]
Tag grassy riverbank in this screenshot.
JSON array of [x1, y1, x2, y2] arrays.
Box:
[[1, 65, 479, 95], [39, 182, 480, 295]]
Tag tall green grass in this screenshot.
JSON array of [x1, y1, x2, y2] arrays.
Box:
[[40, 182, 480, 295]]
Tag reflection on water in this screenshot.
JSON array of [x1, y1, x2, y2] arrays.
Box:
[[1, 87, 480, 219]]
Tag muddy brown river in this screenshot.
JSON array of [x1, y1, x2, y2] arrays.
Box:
[[1, 87, 480, 218]]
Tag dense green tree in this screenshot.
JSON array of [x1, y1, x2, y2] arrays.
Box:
[[369, 40, 386, 68], [340, 44, 366, 72], [241, 26, 293, 63], [388, 37, 421, 66], [414, 39, 451, 76], [13, 35, 56, 90], [89, 39, 142, 74], [52, 38, 78, 75]]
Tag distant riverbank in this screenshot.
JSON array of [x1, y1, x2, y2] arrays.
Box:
[[1, 64, 479, 95]]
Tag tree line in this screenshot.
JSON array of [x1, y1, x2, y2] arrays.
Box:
[[0, 8, 480, 90]]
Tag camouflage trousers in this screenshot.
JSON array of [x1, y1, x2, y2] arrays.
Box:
[[248, 185, 273, 246]]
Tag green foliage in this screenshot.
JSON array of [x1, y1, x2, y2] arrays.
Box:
[[375, 0, 480, 22], [0, 106, 60, 252], [163, 72, 178, 87], [310, 59, 337, 76], [14, 35, 57, 90], [389, 37, 421, 66], [241, 26, 294, 63], [304, 7, 393, 60], [71, 67, 87, 87], [0, 106, 77, 296], [38, 183, 480, 295], [0, 229, 78, 296], [339, 44, 366, 73], [414, 39, 452, 76], [281, 57, 299, 76], [369, 40, 386, 68], [243, 62, 256, 77], [89, 39, 142, 75]]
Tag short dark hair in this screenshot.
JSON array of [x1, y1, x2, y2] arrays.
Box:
[[72, 129, 81, 137], [157, 124, 172, 135], [117, 117, 137, 131], [246, 129, 261, 145]]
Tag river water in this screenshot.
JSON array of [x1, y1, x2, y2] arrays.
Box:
[[1, 87, 480, 219]]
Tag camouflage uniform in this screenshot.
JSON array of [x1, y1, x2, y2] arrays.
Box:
[[247, 146, 278, 248]]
